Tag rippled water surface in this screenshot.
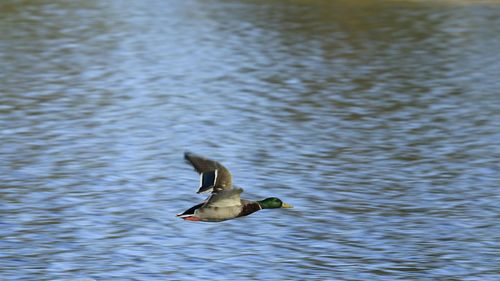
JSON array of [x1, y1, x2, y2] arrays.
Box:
[[1, 1, 500, 280]]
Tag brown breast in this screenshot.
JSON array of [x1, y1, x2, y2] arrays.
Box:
[[237, 201, 262, 218]]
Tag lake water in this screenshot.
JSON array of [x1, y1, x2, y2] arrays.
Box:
[[1, 1, 499, 280]]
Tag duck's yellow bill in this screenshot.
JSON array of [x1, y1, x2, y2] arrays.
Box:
[[282, 203, 293, 208]]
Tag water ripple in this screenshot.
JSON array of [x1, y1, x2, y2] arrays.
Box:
[[1, 0, 499, 280]]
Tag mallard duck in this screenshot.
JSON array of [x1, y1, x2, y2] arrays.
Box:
[[177, 152, 293, 222]]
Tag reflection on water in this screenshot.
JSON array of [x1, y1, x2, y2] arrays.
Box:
[[1, 0, 499, 280]]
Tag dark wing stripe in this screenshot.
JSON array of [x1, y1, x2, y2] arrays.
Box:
[[198, 170, 217, 193], [184, 152, 233, 193]]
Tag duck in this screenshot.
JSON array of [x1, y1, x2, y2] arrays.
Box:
[[177, 152, 293, 222]]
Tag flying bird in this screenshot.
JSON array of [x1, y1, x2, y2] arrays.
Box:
[[177, 152, 293, 222]]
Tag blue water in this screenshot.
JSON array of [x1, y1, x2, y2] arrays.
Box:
[[1, 1, 499, 280]]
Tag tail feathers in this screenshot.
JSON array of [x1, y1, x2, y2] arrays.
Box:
[[177, 202, 203, 217], [180, 216, 201, 221], [176, 212, 202, 221], [176, 213, 192, 217]]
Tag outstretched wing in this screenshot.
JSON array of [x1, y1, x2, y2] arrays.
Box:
[[203, 188, 243, 208], [184, 152, 233, 193]]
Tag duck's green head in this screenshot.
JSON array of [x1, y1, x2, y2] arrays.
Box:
[[257, 197, 293, 209]]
